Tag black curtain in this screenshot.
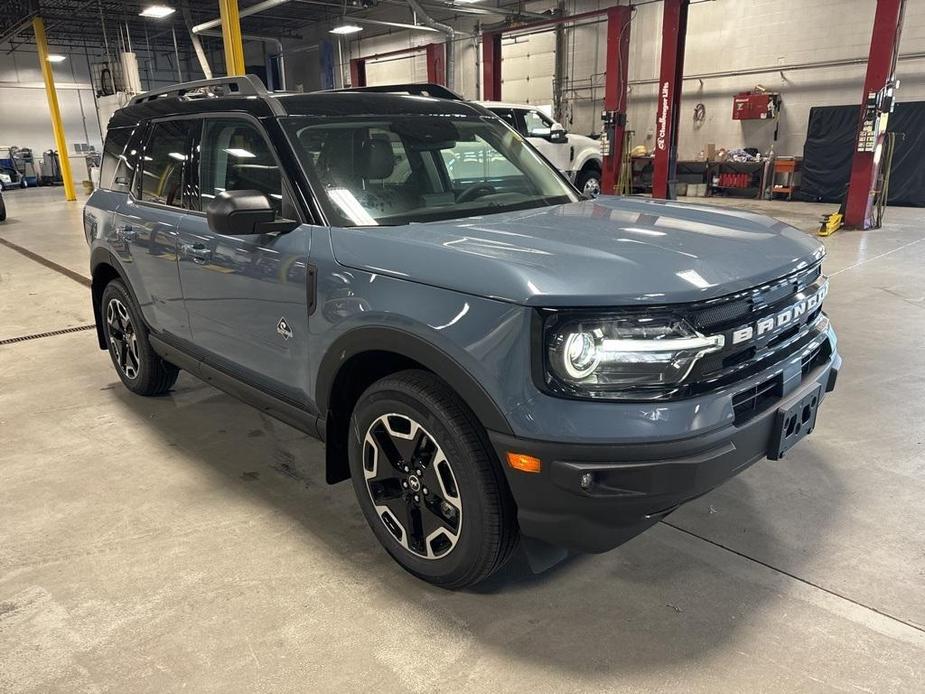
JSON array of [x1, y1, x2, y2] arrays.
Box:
[[797, 102, 925, 207]]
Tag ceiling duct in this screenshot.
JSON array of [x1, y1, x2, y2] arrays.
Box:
[[406, 0, 455, 89]]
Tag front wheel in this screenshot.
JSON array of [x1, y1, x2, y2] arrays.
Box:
[[348, 370, 518, 589], [101, 280, 179, 395], [575, 168, 602, 198]]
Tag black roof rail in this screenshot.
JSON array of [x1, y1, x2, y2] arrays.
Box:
[[129, 74, 269, 105], [328, 83, 464, 101]]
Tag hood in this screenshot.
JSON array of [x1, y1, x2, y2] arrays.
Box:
[[566, 132, 600, 149], [329, 196, 825, 307]]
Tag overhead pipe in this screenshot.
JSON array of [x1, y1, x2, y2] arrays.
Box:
[[406, 0, 455, 89], [381, 0, 550, 21], [182, 0, 213, 79], [199, 28, 287, 89], [352, 17, 440, 33], [192, 0, 291, 35]]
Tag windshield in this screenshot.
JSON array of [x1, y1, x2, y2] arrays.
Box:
[[282, 114, 579, 226]]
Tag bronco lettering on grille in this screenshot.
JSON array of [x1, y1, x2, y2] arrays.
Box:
[[730, 281, 828, 345]]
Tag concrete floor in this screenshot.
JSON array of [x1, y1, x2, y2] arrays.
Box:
[[1, 187, 923, 692]]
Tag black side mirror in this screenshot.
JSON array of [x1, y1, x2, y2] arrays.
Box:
[[206, 190, 298, 235], [548, 125, 568, 143]]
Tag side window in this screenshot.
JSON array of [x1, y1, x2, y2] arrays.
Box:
[[139, 120, 191, 207], [199, 118, 285, 216], [99, 127, 132, 192], [523, 109, 553, 137], [492, 109, 518, 131]]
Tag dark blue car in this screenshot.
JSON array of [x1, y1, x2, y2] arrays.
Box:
[[84, 77, 840, 588]]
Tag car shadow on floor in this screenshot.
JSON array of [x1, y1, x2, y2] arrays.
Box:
[[109, 373, 846, 677]]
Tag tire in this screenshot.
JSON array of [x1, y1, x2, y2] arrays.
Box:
[[575, 168, 602, 198], [348, 370, 518, 589], [100, 279, 179, 396]]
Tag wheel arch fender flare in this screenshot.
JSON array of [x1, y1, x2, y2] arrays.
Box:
[[315, 326, 514, 437], [575, 150, 602, 174], [90, 247, 134, 350]]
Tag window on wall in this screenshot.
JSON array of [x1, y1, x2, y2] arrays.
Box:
[[139, 120, 191, 207], [199, 118, 285, 216]]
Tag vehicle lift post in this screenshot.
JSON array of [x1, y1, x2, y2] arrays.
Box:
[[600, 6, 632, 196], [350, 43, 447, 88], [651, 0, 690, 200], [843, 0, 906, 230], [479, 5, 633, 195]]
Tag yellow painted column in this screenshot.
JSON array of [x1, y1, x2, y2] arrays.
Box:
[[33, 17, 76, 202], [218, 0, 246, 76]]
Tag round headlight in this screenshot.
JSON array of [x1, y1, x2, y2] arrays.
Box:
[[562, 331, 600, 379]]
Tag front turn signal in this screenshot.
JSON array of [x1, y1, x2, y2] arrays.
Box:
[[506, 452, 542, 473]]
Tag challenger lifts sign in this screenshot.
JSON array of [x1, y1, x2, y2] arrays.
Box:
[[656, 81, 670, 152]]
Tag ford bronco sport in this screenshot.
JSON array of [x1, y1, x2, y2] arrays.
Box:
[[84, 77, 840, 589]]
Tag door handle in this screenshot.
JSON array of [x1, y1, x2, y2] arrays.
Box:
[[115, 224, 136, 242]]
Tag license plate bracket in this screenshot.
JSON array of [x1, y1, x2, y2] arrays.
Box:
[[769, 384, 823, 460]]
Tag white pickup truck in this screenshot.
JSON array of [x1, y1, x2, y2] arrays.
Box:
[[478, 102, 603, 197]]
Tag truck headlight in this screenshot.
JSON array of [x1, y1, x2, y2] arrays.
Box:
[[543, 313, 725, 399]]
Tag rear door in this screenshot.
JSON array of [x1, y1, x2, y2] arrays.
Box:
[[111, 119, 195, 338], [177, 115, 312, 406]]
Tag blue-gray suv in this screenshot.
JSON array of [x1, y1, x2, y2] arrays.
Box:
[[84, 77, 840, 588]]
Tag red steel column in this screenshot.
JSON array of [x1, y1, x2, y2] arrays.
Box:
[[349, 57, 367, 87], [601, 6, 632, 195], [482, 32, 502, 101], [651, 0, 689, 199], [844, 0, 906, 229], [424, 42, 446, 85]]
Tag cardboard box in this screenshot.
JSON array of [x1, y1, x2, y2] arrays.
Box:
[[705, 143, 717, 161]]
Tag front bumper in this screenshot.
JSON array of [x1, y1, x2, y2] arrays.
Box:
[[489, 347, 840, 554]]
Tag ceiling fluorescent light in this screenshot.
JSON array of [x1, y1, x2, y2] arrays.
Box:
[[453, 0, 485, 4], [46, 54, 67, 63], [139, 5, 176, 19], [330, 24, 363, 35]]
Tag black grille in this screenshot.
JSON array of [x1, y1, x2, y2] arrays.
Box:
[[686, 261, 827, 393], [730, 338, 831, 426], [801, 339, 830, 377], [732, 376, 781, 425]]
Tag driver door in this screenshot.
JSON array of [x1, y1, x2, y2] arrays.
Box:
[[177, 116, 312, 406]]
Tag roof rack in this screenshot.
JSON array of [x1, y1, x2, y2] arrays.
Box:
[[129, 74, 269, 105], [330, 83, 464, 101]]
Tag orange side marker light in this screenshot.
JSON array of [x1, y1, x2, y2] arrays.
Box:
[[506, 452, 542, 473]]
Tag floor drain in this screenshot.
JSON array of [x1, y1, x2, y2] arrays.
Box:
[[0, 324, 96, 345]]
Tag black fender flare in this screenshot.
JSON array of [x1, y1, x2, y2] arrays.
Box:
[[90, 247, 133, 349], [315, 326, 513, 436]]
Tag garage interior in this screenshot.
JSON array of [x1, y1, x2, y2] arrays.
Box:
[[1, 0, 924, 691]]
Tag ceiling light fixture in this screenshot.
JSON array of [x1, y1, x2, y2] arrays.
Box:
[[46, 54, 67, 63], [139, 5, 176, 19], [329, 23, 363, 35]]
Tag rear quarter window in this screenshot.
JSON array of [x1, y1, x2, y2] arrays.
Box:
[[99, 127, 134, 192]]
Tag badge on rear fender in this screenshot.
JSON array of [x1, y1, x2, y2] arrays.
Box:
[[277, 317, 293, 340]]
